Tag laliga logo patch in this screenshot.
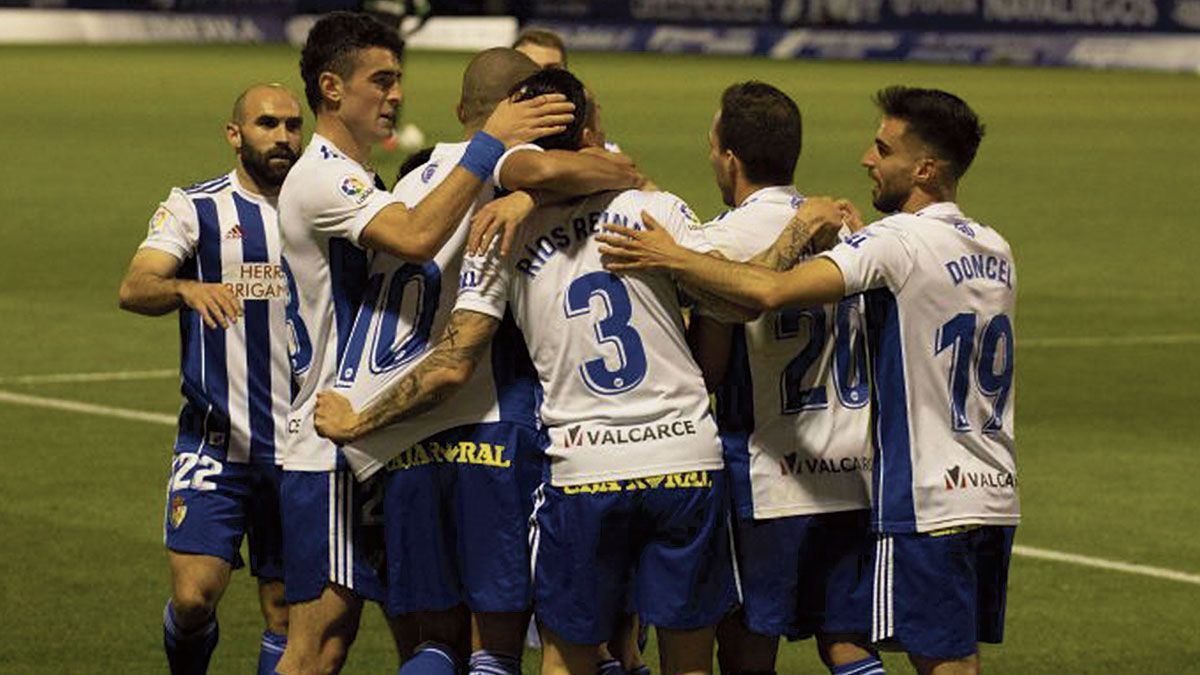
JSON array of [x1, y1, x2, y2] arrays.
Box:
[[170, 495, 188, 528], [148, 207, 171, 235], [339, 175, 374, 204]]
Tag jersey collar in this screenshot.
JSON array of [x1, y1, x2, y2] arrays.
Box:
[[738, 184, 802, 209]]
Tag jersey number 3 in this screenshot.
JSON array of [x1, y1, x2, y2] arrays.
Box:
[[564, 271, 648, 395]]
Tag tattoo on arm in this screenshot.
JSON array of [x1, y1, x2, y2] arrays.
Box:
[[749, 213, 821, 271], [354, 311, 499, 434]]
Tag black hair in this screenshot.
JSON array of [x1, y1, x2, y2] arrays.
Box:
[[873, 86, 985, 179], [716, 81, 802, 187], [299, 11, 405, 112], [509, 68, 587, 151]]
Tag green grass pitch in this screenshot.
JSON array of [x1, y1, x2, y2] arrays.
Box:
[[0, 44, 1198, 673]]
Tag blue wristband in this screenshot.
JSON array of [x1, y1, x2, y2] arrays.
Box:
[[459, 131, 505, 180]]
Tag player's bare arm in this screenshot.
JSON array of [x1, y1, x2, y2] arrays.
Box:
[[745, 197, 847, 271], [359, 94, 575, 262], [313, 309, 501, 444], [466, 148, 645, 256], [118, 248, 240, 329], [599, 209, 846, 311]]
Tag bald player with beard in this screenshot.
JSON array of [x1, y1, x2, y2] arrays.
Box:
[[322, 49, 644, 675]]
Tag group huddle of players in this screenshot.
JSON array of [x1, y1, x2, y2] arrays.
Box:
[[119, 11, 1019, 675]]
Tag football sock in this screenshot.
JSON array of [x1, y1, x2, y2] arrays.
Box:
[[163, 600, 219, 675], [399, 642, 459, 675], [628, 665, 652, 675], [256, 629, 287, 675], [831, 655, 885, 675], [595, 658, 624, 675], [469, 649, 520, 675]]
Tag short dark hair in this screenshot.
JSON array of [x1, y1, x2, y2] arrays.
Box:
[[397, 146, 435, 182], [873, 86, 985, 179], [717, 81, 802, 187], [512, 28, 567, 66], [299, 11, 405, 113], [510, 68, 587, 151]]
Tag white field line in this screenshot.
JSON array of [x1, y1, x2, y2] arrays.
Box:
[[0, 368, 176, 385], [1020, 334, 1200, 348], [1013, 545, 1200, 586], [0, 389, 175, 426]]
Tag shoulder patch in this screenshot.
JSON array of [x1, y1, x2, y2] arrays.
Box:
[[148, 206, 173, 235], [339, 174, 375, 205]]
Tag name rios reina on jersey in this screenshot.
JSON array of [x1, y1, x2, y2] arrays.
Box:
[[514, 208, 641, 279]]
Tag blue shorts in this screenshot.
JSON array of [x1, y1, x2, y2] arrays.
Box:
[[163, 449, 284, 580], [531, 470, 736, 646], [383, 422, 545, 616], [280, 468, 387, 605], [872, 526, 1016, 660], [733, 509, 873, 639]]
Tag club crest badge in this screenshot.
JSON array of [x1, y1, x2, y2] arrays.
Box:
[[170, 495, 187, 528]]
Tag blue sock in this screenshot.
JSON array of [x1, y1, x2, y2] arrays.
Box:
[[832, 655, 885, 675], [256, 629, 287, 675], [469, 649, 520, 675], [595, 658, 623, 675], [399, 642, 459, 675], [163, 600, 219, 675]]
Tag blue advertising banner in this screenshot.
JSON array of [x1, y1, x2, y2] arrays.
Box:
[[516, 0, 1200, 33]]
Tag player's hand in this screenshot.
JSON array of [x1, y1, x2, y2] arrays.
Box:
[[597, 211, 685, 273], [793, 197, 845, 255], [837, 199, 866, 233], [314, 391, 361, 445], [177, 280, 240, 329], [483, 94, 575, 148], [468, 190, 536, 256]]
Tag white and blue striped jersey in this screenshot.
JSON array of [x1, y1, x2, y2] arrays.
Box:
[[336, 142, 540, 479], [821, 202, 1019, 534], [456, 190, 723, 486], [278, 133, 402, 472], [703, 186, 872, 520], [139, 171, 291, 465]]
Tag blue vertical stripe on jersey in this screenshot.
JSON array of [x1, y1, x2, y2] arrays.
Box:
[[175, 255, 206, 454], [234, 194, 276, 464], [328, 237, 369, 470], [863, 289, 916, 533], [195, 198, 230, 454], [715, 325, 756, 519], [490, 311, 540, 426]]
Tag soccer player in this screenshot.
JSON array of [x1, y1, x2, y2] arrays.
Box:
[[598, 86, 1019, 675], [276, 11, 574, 675], [118, 83, 303, 675], [689, 81, 881, 675], [312, 68, 735, 675], [327, 52, 641, 675], [513, 27, 567, 69]]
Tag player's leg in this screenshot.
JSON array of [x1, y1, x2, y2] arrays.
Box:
[[716, 609, 780, 673], [162, 449, 252, 674], [384, 444, 468, 674], [248, 463, 289, 674], [456, 423, 546, 675], [532, 482, 634, 675], [165, 552, 231, 675], [873, 526, 1015, 675], [606, 612, 649, 675], [807, 511, 883, 675], [637, 471, 736, 675], [277, 469, 386, 674]]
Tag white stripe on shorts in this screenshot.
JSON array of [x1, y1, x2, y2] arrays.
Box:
[[727, 511, 744, 605], [343, 471, 354, 590], [872, 534, 895, 643], [328, 472, 338, 588], [527, 483, 546, 585]]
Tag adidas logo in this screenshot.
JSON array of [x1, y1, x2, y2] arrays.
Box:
[[225, 224, 244, 240]]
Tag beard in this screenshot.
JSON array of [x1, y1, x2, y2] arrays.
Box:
[[241, 143, 297, 190], [872, 181, 907, 214]]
